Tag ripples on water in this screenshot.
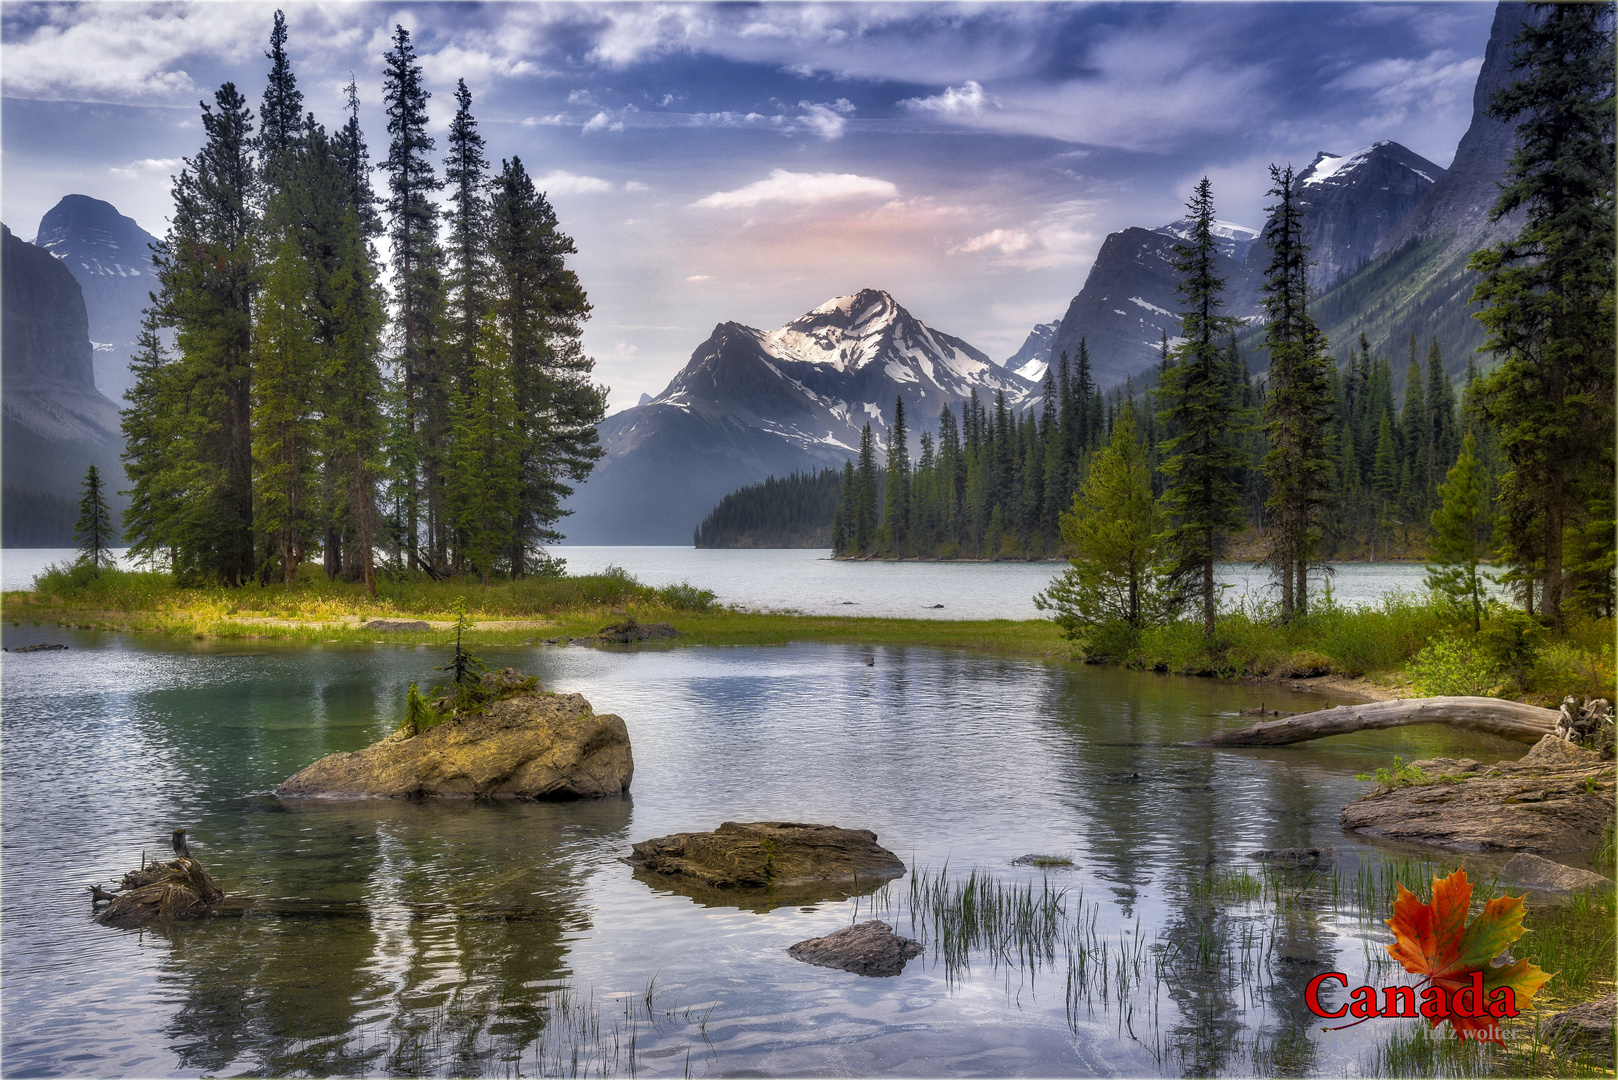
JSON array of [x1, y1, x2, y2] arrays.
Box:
[[2, 630, 1528, 1077]]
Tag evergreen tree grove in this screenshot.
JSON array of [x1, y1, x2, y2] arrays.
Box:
[[1426, 431, 1494, 631]]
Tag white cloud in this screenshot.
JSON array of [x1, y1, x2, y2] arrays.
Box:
[[582, 110, 624, 134], [692, 169, 899, 210], [110, 157, 183, 180], [535, 170, 613, 195], [900, 81, 989, 117], [685, 274, 711, 282], [797, 98, 855, 140], [614, 340, 638, 357], [956, 229, 1031, 256], [625, 181, 650, 192], [567, 89, 596, 105]]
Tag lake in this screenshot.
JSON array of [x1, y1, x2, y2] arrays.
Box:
[[2, 546, 1443, 620], [1, 626, 1530, 1077]]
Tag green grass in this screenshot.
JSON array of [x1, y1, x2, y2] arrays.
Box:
[[9, 562, 1612, 701], [3, 562, 1072, 658]]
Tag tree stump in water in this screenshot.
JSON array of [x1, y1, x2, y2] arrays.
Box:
[[94, 842, 226, 929]]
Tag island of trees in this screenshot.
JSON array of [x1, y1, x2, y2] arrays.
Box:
[[118, 12, 605, 593]]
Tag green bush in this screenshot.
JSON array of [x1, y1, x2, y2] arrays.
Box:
[[1407, 632, 1504, 696], [656, 581, 718, 612]]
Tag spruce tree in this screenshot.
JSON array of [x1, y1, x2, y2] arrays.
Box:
[[1425, 336, 1458, 502], [1399, 343, 1428, 517], [74, 465, 115, 570], [833, 458, 858, 555], [488, 156, 605, 571], [446, 316, 522, 584], [253, 233, 321, 583], [257, 10, 303, 186], [121, 307, 182, 570], [444, 78, 490, 393], [149, 82, 260, 584], [1426, 431, 1495, 631], [880, 396, 909, 553], [382, 24, 448, 571], [1157, 177, 1246, 635], [854, 424, 878, 552], [1469, 1, 1616, 628], [1035, 401, 1175, 647], [1259, 163, 1334, 619]]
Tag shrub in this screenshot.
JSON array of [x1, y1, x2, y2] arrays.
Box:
[[656, 582, 718, 612], [1407, 632, 1504, 696]]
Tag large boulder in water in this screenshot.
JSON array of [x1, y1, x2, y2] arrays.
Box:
[[277, 674, 632, 799], [624, 821, 905, 909], [1340, 737, 1614, 854]]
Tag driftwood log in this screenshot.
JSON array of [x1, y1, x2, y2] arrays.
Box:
[[1194, 696, 1559, 748]]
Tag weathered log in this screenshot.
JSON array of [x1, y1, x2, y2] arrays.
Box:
[[1194, 696, 1559, 747]]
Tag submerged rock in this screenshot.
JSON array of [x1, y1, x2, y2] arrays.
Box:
[[625, 822, 905, 908], [277, 674, 632, 799], [1500, 852, 1614, 893], [1247, 848, 1336, 866], [787, 920, 923, 977], [1540, 993, 1616, 1066], [1340, 737, 1614, 854]]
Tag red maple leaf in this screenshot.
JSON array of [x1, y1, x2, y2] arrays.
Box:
[[1385, 867, 1555, 1045]]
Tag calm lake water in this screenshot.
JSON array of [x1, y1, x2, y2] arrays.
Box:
[[2, 546, 1442, 620], [1, 627, 1532, 1078]]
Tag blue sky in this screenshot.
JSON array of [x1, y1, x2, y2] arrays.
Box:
[[1, 1, 1495, 410]]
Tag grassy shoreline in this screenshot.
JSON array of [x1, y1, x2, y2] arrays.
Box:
[[5, 565, 1611, 703]]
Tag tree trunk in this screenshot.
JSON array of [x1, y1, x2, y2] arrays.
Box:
[[1193, 696, 1560, 747]]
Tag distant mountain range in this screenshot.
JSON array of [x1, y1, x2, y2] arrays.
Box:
[[562, 289, 1037, 544], [1043, 139, 1446, 388]]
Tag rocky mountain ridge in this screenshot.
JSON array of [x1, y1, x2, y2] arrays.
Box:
[[564, 290, 1037, 543]]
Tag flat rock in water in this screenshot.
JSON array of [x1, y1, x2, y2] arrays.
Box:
[[9, 642, 67, 652], [276, 681, 632, 799], [787, 920, 922, 977], [1340, 739, 1614, 854], [1500, 852, 1614, 893], [362, 619, 431, 633], [1011, 854, 1076, 868], [1540, 993, 1616, 1066], [624, 822, 905, 908], [1247, 848, 1336, 865]]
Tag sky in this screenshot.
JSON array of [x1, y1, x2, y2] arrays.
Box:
[[1, 1, 1496, 412]]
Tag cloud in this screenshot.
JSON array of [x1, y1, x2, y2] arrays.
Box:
[[110, 156, 183, 179], [567, 89, 596, 105], [900, 81, 989, 117], [797, 98, 855, 140], [535, 170, 613, 195], [685, 274, 711, 282], [582, 110, 624, 134], [955, 229, 1030, 256], [692, 169, 899, 210], [625, 181, 650, 192], [614, 340, 638, 357]]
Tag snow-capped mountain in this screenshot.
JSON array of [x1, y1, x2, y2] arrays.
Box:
[[1048, 140, 1443, 388], [1000, 320, 1061, 382], [1152, 217, 1262, 263], [1293, 141, 1447, 289], [564, 289, 1037, 543], [34, 195, 160, 401]]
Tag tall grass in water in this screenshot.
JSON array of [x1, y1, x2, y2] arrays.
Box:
[[905, 866, 1070, 983]]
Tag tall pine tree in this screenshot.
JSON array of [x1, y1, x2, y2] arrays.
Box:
[[1157, 177, 1246, 635]]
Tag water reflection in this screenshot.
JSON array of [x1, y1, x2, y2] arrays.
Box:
[[2, 631, 1543, 1077]]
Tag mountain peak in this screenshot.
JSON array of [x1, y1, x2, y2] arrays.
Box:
[[770, 288, 937, 372], [1299, 141, 1436, 189]]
